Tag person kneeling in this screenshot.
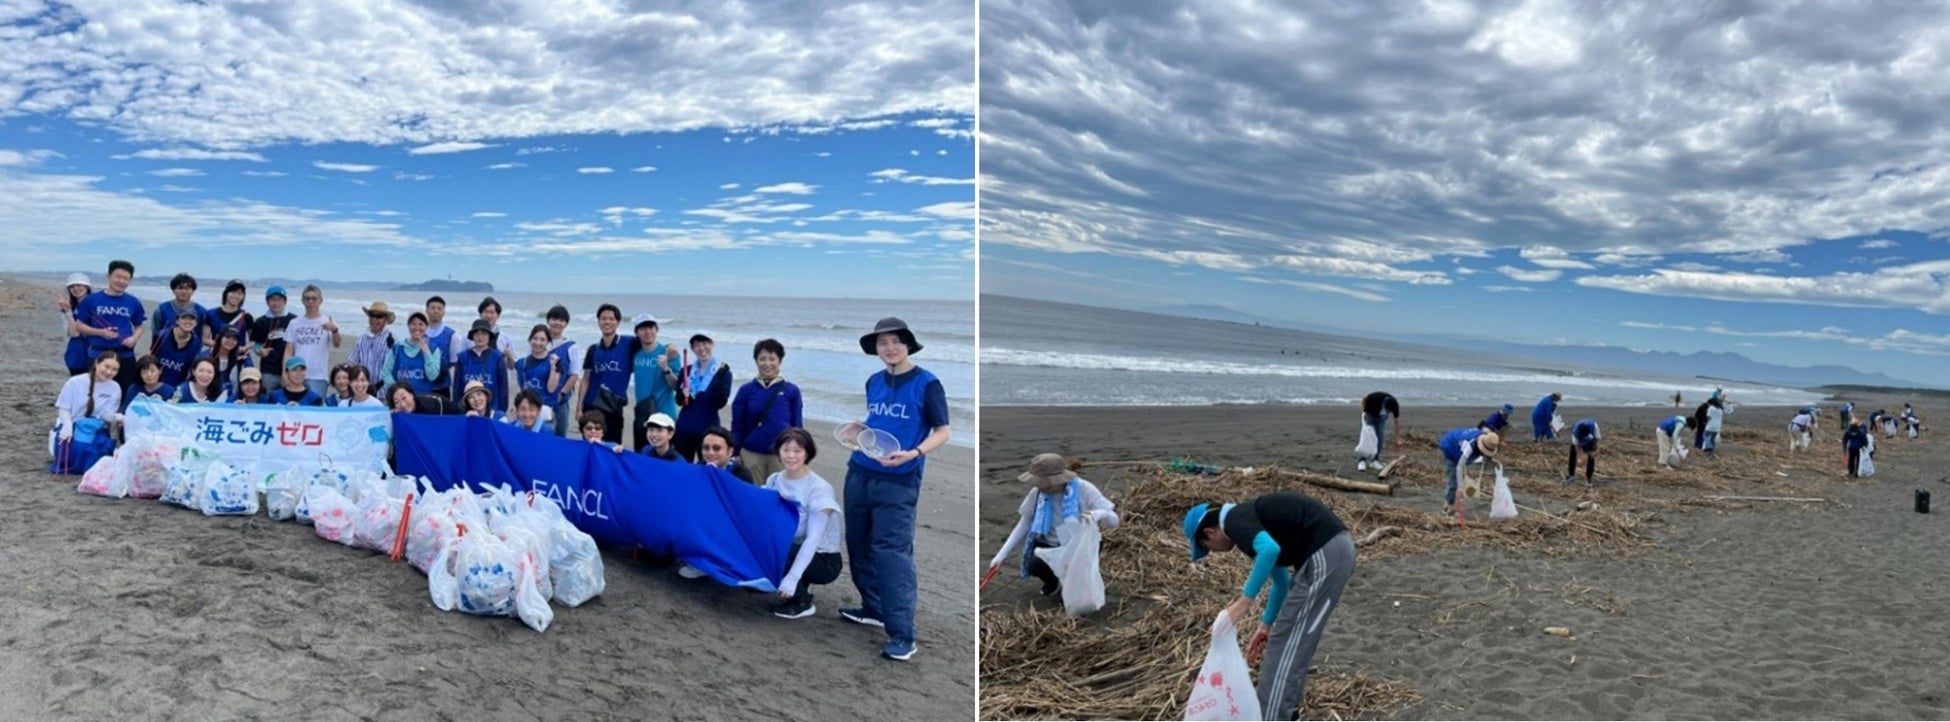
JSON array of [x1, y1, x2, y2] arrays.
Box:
[[765, 428, 844, 619], [986, 453, 1118, 597]]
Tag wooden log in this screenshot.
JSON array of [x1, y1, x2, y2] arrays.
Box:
[[1354, 525, 1403, 547], [1272, 469, 1397, 495], [1701, 495, 1828, 503], [1376, 455, 1406, 480]]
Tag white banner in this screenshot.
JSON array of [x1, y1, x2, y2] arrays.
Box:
[[123, 396, 392, 476]]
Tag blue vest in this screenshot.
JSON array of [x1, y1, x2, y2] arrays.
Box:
[[62, 307, 89, 371], [154, 332, 203, 386], [389, 343, 439, 396], [850, 366, 938, 477], [584, 337, 633, 405], [427, 326, 457, 386], [1438, 428, 1484, 463], [455, 347, 506, 411], [515, 354, 567, 407], [153, 302, 207, 345]]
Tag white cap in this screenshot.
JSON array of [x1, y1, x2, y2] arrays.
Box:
[[643, 412, 675, 429], [631, 313, 659, 329], [65, 272, 90, 288]]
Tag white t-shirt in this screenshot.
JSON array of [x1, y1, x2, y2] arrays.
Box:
[[340, 396, 387, 409], [56, 373, 122, 422], [766, 470, 843, 553], [286, 314, 335, 381]]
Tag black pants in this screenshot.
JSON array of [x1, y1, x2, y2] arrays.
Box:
[[113, 353, 139, 394], [597, 408, 623, 444], [1566, 443, 1595, 481], [673, 432, 703, 463], [1025, 539, 1060, 589], [786, 545, 845, 603], [1847, 447, 1862, 477]]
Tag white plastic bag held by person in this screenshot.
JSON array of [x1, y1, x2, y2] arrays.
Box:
[[1033, 520, 1106, 616], [1354, 422, 1378, 459], [1489, 465, 1518, 520], [1184, 609, 1262, 722]]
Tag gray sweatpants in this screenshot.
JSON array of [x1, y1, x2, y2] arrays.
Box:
[[1257, 531, 1356, 721]]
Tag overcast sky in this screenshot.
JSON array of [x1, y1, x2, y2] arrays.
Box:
[[979, 0, 1950, 383], [0, 0, 974, 299]]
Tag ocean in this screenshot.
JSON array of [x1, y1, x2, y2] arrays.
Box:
[[980, 295, 1823, 410], [124, 284, 975, 447]]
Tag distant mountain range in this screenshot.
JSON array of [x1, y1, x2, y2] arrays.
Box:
[[1141, 302, 1941, 392]]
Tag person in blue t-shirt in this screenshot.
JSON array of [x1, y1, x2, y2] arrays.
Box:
[[56, 272, 92, 375], [150, 273, 208, 357], [121, 355, 176, 414], [74, 260, 146, 392], [1479, 403, 1515, 434], [1531, 393, 1562, 441], [269, 357, 324, 406], [837, 318, 950, 663], [452, 319, 508, 414], [152, 310, 203, 387], [1566, 419, 1600, 485], [627, 314, 682, 452], [1438, 427, 1500, 516], [731, 338, 804, 483], [577, 304, 633, 444]]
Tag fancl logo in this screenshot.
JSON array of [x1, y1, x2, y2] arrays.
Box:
[[592, 360, 626, 373], [867, 402, 912, 419], [531, 479, 609, 520], [95, 306, 132, 318]]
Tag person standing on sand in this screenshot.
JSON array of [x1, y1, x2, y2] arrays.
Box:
[[987, 453, 1119, 597], [152, 311, 202, 387], [838, 318, 951, 663], [576, 304, 633, 444], [56, 272, 93, 375], [204, 280, 254, 353], [74, 260, 146, 392], [1531, 393, 1562, 441], [627, 314, 683, 452], [731, 338, 803, 483], [1479, 403, 1515, 434], [675, 332, 733, 462], [249, 286, 296, 379], [1843, 420, 1870, 478], [351, 301, 396, 384], [1356, 391, 1400, 472], [543, 305, 581, 437], [381, 312, 445, 398], [422, 296, 457, 399], [453, 319, 508, 414], [1839, 401, 1855, 429], [149, 274, 207, 357], [1566, 419, 1600, 485], [1438, 427, 1499, 515], [1691, 401, 1711, 449], [1656, 414, 1692, 469], [1703, 399, 1725, 458], [1183, 491, 1354, 721], [286, 285, 342, 399]]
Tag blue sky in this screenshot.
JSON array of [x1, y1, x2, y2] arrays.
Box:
[[0, 1, 973, 299], [979, 0, 1950, 383]]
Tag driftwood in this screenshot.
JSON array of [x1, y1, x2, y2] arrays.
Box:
[[1375, 456, 1406, 480], [1354, 525, 1403, 547], [1266, 469, 1397, 496], [1701, 495, 1828, 503]]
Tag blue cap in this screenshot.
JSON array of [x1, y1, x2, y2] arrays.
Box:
[[1184, 504, 1212, 562], [284, 356, 306, 370], [1501, 403, 1514, 413], [265, 285, 287, 299]]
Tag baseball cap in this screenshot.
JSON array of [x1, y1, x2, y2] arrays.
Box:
[[1184, 504, 1214, 562], [631, 313, 659, 330], [239, 368, 263, 383], [284, 357, 307, 371], [265, 285, 287, 299], [644, 412, 675, 429]]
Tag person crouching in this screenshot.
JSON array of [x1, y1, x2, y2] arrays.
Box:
[[986, 453, 1118, 597]]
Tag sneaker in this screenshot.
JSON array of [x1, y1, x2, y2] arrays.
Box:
[[676, 564, 706, 579], [881, 638, 916, 661], [840, 607, 885, 628], [772, 599, 816, 619], [1356, 460, 1368, 471], [1561, 475, 1577, 485], [1039, 580, 1061, 597]]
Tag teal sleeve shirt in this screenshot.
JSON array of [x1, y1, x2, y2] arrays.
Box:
[[1241, 532, 1293, 626]]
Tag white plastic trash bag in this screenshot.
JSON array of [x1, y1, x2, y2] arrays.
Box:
[[77, 453, 131, 498], [1551, 413, 1566, 433], [308, 486, 358, 546], [200, 461, 259, 516], [266, 465, 308, 521], [1033, 520, 1106, 616], [1354, 422, 1378, 458], [1184, 609, 1261, 722], [1489, 466, 1517, 520], [160, 447, 218, 510]]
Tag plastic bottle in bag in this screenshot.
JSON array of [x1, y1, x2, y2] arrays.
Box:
[[1489, 466, 1518, 520]]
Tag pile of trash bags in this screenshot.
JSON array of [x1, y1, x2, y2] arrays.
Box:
[[73, 431, 603, 633]]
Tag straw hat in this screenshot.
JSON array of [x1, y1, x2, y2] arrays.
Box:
[[462, 380, 489, 402], [1475, 431, 1501, 456], [362, 301, 397, 322]]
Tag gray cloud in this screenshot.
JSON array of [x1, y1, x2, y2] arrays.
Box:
[[981, 0, 1950, 306]]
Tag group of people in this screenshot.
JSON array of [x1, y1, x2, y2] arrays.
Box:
[[50, 261, 953, 662]]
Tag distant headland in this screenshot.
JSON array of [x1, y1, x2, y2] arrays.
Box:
[[395, 279, 494, 293]]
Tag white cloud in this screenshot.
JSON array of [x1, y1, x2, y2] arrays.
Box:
[[754, 182, 818, 194], [486, 162, 525, 170], [720, 183, 742, 190], [631, 166, 658, 172], [314, 161, 378, 173], [1860, 239, 1898, 249], [146, 168, 202, 177], [1722, 249, 1793, 265], [517, 147, 563, 156], [870, 168, 974, 186], [471, 212, 507, 218], [0, 149, 63, 167], [240, 170, 288, 177], [599, 206, 658, 224], [815, 152, 832, 158], [394, 171, 434, 181], [576, 167, 614, 174], [1579, 267, 1950, 314], [1496, 265, 1563, 283], [1482, 286, 1534, 293], [513, 221, 602, 236], [917, 201, 975, 220], [0, 4, 971, 147], [155, 185, 198, 193], [408, 141, 498, 155], [1239, 276, 1390, 302], [909, 118, 959, 129], [114, 148, 267, 162]]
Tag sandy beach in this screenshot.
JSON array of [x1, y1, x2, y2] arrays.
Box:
[[0, 277, 975, 721], [979, 403, 1950, 720]]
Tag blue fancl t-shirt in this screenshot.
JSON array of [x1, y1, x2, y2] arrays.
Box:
[[77, 290, 145, 357]]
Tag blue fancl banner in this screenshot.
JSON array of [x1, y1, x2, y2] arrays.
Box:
[[390, 415, 798, 592]]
